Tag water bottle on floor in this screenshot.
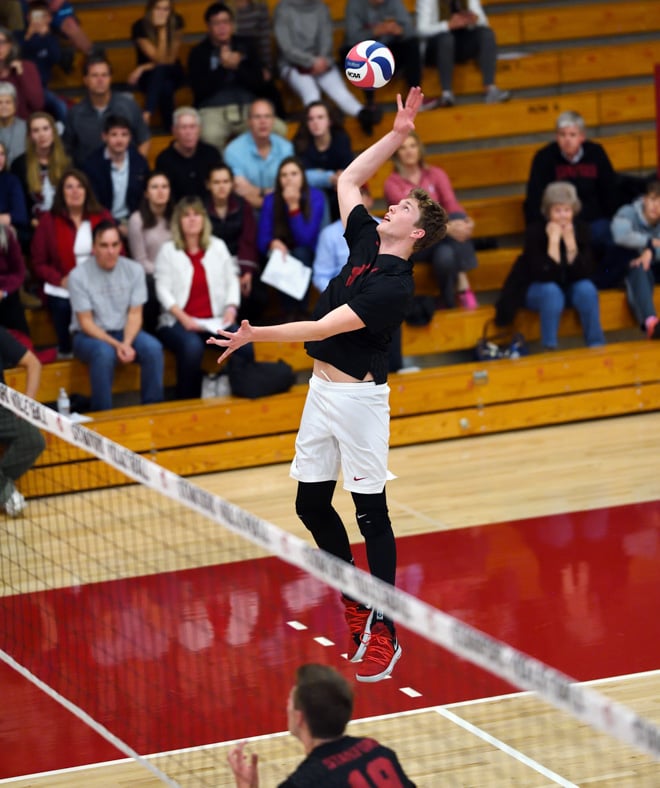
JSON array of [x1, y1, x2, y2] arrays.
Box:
[[57, 387, 70, 416]]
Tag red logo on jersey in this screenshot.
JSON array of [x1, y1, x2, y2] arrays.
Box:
[[346, 264, 369, 287]]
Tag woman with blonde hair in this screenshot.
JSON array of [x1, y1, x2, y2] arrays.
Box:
[[129, 0, 185, 127], [523, 181, 604, 349], [11, 111, 70, 225], [384, 130, 478, 309], [154, 195, 240, 399]]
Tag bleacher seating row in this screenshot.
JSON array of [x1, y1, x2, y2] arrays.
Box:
[[23, 339, 660, 495], [11, 286, 660, 405]]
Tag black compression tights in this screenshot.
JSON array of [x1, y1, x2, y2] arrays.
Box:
[[295, 481, 396, 585]]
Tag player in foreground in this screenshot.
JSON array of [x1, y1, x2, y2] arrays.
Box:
[[227, 663, 416, 787], [208, 87, 447, 682]]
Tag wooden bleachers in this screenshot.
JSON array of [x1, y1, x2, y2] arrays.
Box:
[[13, 284, 655, 401], [72, 0, 659, 46], [50, 38, 660, 115], [22, 338, 660, 495]]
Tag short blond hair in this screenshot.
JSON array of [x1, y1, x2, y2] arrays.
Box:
[[541, 181, 582, 218]]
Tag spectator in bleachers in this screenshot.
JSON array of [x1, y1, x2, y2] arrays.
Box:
[[11, 111, 70, 227], [611, 180, 660, 340], [384, 130, 478, 309], [205, 163, 267, 323], [0, 82, 26, 165], [154, 195, 240, 399], [416, 0, 509, 108], [31, 167, 113, 357], [40, 0, 92, 56], [0, 140, 28, 237], [223, 97, 293, 213], [0, 27, 44, 119], [522, 181, 604, 350], [293, 100, 354, 223], [154, 106, 223, 202], [273, 0, 378, 136], [257, 155, 325, 319], [344, 0, 427, 112], [69, 220, 164, 411], [0, 324, 46, 518], [524, 111, 617, 249], [188, 2, 279, 152], [81, 114, 150, 239], [63, 53, 151, 166], [0, 225, 31, 338], [20, 2, 68, 123], [129, 0, 185, 129], [127, 170, 173, 334], [233, 0, 286, 121]]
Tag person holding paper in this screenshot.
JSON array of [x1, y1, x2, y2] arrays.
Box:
[[257, 155, 325, 320], [155, 195, 240, 399], [208, 88, 448, 683]]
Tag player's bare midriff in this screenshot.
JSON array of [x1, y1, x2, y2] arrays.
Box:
[[313, 360, 375, 383]]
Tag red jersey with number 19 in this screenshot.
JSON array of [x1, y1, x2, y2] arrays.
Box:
[[277, 735, 416, 787]]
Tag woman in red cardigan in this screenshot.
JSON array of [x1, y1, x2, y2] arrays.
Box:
[[31, 168, 113, 356]]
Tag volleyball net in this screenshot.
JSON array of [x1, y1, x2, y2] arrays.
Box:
[[1, 383, 660, 787]]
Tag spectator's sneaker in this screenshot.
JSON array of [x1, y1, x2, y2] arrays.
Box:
[[420, 96, 440, 112], [645, 316, 660, 339], [485, 86, 511, 104], [458, 289, 478, 310], [439, 91, 455, 108], [355, 620, 402, 682], [342, 595, 373, 662], [2, 481, 25, 517]]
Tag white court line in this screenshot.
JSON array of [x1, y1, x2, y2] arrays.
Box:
[[4, 670, 658, 785], [434, 706, 578, 787]]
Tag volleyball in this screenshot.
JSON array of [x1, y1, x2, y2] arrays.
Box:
[[344, 40, 395, 89]]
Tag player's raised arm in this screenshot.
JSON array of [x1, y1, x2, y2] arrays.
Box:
[[337, 87, 424, 226]]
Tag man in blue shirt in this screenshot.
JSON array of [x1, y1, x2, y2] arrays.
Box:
[[223, 97, 293, 213]]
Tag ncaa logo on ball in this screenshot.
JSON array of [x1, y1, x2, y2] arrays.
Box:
[[344, 40, 395, 89]]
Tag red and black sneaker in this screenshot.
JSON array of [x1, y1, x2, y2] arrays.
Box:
[[355, 621, 402, 683], [342, 595, 373, 662]]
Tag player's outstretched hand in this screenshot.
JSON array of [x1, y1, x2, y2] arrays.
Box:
[[393, 86, 423, 136], [206, 319, 254, 364], [227, 741, 259, 788]]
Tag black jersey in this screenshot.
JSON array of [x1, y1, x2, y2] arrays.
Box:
[[278, 735, 416, 787], [305, 205, 414, 384]]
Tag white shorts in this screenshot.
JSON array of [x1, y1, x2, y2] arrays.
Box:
[[290, 374, 396, 494]]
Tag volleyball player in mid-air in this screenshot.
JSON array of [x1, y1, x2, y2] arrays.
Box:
[[208, 87, 447, 682]]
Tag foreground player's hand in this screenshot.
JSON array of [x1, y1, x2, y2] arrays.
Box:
[[206, 319, 254, 364], [393, 87, 423, 135], [227, 741, 259, 788]]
